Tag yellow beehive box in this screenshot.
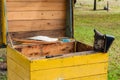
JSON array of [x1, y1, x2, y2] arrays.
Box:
[[1, 0, 109, 80], [7, 46, 108, 80]]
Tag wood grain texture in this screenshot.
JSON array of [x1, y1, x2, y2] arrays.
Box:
[[6, 0, 67, 37], [7, 2, 66, 7], [7, 57, 30, 80], [31, 63, 108, 80], [7, 46, 30, 70], [0, 1, 2, 45], [66, 74, 107, 80], [76, 41, 93, 52], [30, 53, 108, 71], [1, 0, 7, 45], [15, 42, 75, 58], [6, 0, 66, 2], [13, 38, 59, 45], [7, 2, 66, 11], [8, 69, 23, 80], [10, 29, 66, 38], [0, 34, 2, 45], [8, 20, 65, 32], [7, 11, 66, 20]]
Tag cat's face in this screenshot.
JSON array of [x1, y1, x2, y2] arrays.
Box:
[[94, 39, 105, 51]]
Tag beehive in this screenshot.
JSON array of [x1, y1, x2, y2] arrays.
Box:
[[1, 0, 108, 80]]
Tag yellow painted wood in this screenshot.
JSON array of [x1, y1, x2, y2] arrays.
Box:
[[67, 74, 107, 80], [30, 53, 108, 71], [8, 69, 23, 80], [31, 62, 108, 80], [7, 46, 30, 70], [61, 63, 108, 79], [2, 0, 7, 44], [7, 57, 30, 80], [7, 46, 108, 80]]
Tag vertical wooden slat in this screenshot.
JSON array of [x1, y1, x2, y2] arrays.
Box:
[[66, 0, 74, 38], [1, 0, 7, 45], [0, 0, 2, 46]]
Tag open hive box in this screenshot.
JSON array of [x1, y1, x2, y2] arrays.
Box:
[[1, 0, 108, 80]]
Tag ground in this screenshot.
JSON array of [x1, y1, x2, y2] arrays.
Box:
[[0, 49, 7, 80]]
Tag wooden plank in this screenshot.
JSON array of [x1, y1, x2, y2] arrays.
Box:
[[7, 11, 66, 20], [0, 2, 2, 45], [31, 63, 108, 80], [0, 33, 2, 45], [8, 20, 65, 32], [30, 53, 108, 71], [76, 41, 93, 52], [8, 69, 23, 80], [7, 57, 30, 80], [7, 46, 30, 70], [10, 29, 66, 38], [6, 0, 65, 2], [66, 74, 107, 80], [66, 0, 74, 38], [13, 38, 59, 44], [62, 63, 107, 80], [7, 2, 66, 11], [15, 41, 75, 58], [7, 2, 66, 7], [1, 0, 7, 45]]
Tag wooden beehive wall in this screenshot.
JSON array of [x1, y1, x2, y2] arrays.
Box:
[[6, 0, 67, 38], [0, 0, 2, 45]]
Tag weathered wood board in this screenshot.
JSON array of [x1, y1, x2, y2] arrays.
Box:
[[15, 41, 75, 58], [7, 0, 67, 38]]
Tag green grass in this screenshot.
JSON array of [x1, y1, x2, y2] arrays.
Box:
[[74, 9, 120, 80], [0, 49, 6, 80]]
